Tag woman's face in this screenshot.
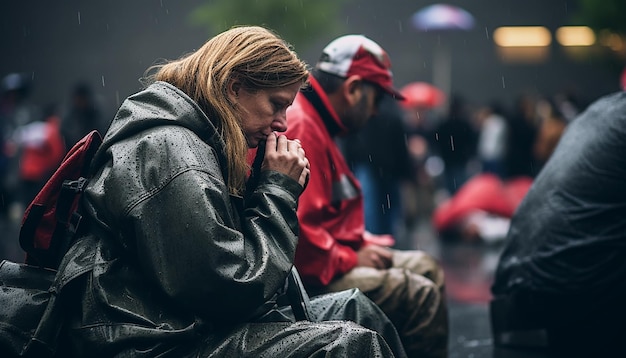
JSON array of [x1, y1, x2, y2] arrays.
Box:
[[236, 82, 302, 148]]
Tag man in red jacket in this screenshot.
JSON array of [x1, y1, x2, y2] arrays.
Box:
[[285, 34, 448, 358]]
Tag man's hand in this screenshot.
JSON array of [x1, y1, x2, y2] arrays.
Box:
[[263, 133, 310, 188], [356, 245, 393, 269], [363, 230, 395, 247]]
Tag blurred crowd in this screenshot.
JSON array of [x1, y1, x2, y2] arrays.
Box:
[[342, 82, 589, 247], [0, 69, 589, 261], [0, 72, 108, 261]]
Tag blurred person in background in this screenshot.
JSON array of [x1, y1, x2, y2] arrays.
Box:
[[398, 82, 446, 233], [504, 93, 538, 179], [0, 72, 41, 218], [61, 82, 106, 148], [553, 87, 589, 123], [341, 95, 413, 247], [0, 73, 41, 140], [13, 102, 65, 208], [285, 34, 448, 358], [431, 95, 569, 244], [431, 94, 478, 196], [474, 100, 508, 178], [533, 96, 568, 171]]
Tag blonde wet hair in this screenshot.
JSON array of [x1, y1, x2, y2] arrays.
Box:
[[146, 26, 309, 195]]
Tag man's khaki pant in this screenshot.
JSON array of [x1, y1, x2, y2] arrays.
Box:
[[312, 250, 448, 358]]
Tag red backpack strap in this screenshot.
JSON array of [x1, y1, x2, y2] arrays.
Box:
[[19, 130, 102, 269]]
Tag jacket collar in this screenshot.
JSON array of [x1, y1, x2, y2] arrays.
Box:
[[300, 76, 348, 137]]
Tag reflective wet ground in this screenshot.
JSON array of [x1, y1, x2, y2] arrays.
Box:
[[410, 219, 553, 358]]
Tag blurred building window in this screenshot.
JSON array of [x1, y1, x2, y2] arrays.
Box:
[[556, 26, 595, 47], [493, 26, 551, 47]]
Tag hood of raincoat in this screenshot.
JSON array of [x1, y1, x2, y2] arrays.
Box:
[[91, 81, 229, 181]]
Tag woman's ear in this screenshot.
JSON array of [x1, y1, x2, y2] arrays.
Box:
[[226, 78, 242, 102]]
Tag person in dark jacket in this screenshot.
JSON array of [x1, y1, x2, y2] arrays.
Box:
[[503, 93, 538, 179], [491, 91, 626, 356], [60, 82, 106, 148], [431, 94, 478, 195], [55, 26, 406, 358]]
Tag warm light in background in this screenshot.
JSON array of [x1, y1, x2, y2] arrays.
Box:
[[556, 26, 595, 46], [599, 30, 625, 52], [493, 26, 551, 47]]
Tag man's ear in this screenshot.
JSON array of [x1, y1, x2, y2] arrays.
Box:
[[226, 78, 242, 102], [342, 76, 364, 106]]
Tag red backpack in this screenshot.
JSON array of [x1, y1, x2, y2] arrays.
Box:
[[18, 130, 102, 269]]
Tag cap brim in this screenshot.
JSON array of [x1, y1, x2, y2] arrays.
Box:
[[382, 85, 406, 101]]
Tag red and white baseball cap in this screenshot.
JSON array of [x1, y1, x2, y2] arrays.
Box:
[[316, 35, 405, 100]]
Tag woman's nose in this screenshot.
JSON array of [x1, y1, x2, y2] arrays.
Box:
[[271, 111, 288, 132]]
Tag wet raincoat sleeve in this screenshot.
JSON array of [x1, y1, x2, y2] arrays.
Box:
[[102, 128, 302, 323]]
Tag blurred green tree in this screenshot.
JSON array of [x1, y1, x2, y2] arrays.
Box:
[[573, 0, 626, 34], [189, 0, 350, 51], [572, 0, 626, 73]]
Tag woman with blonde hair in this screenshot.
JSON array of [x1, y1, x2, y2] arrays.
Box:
[[53, 26, 405, 357]]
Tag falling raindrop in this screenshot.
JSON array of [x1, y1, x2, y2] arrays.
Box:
[[485, 27, 489, 39], [450, 135, 455, 151], [501, 76, 506, 89], [77, 11, 81, 25], [101, 75, 105, 87]]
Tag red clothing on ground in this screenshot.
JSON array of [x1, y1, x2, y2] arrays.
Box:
[[284, 77, 366, 288], [432, 173, 533, 233]]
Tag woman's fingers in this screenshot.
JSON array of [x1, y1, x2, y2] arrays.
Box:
[[263, 133, 310, 188], [287, 138, 301, 152], [276, 133, 289, 153], [265, 132, 277, 148]]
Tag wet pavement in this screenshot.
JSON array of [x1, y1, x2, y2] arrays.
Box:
[[410, 220, 554, 358]]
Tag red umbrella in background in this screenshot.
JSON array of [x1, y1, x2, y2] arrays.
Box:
[[399, 82, 446, 109]]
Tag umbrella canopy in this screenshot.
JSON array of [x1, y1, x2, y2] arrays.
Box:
[[411, 4, 475, 32], [399, 82, 446, 109]]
